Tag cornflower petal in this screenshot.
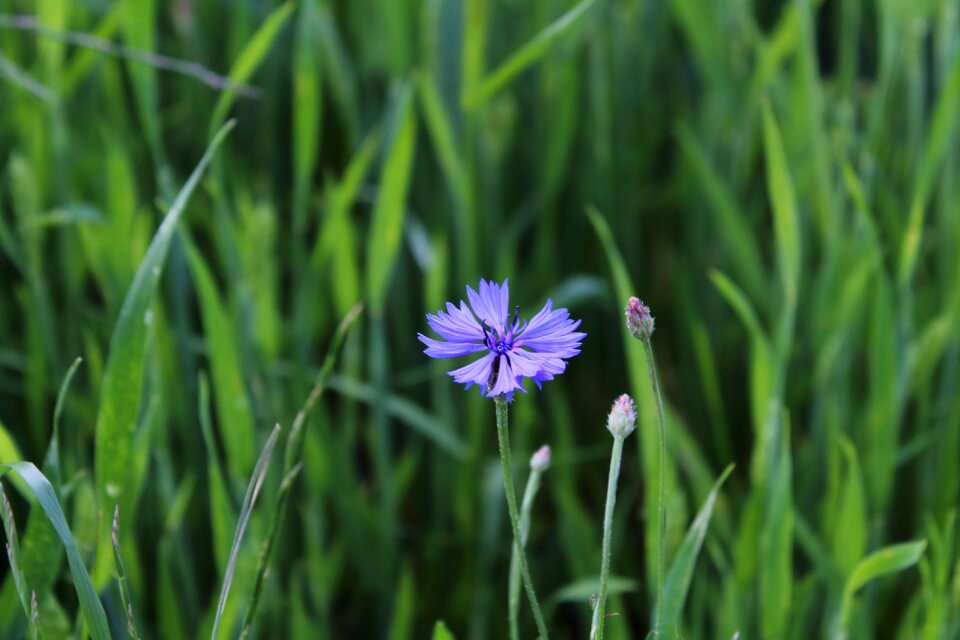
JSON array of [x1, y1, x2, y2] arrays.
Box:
[[417, 334, 486, 358], [467, 279, 508, 334], [514, 300, 585, 355], [426, 301, 484, 342], [489, 356, 526, 399], [448, 352, 497, 390]]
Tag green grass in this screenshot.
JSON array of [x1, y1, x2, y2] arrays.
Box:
[[1, 0, 959, 638]]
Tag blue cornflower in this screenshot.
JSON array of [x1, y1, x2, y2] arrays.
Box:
[[419, 278, 585, 401]]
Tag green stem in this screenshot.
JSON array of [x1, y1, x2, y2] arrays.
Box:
[[590, 436, 625, 640], [495, 397, 549, 639], [509, 466, 543, 640], [642, 340, 666, 635]]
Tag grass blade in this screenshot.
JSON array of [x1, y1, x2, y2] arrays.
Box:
[[432, 620, 456, 640], [0, 485, 34, 635], [208, 2, 294, 136], [111, 506, 142, 640], [185, 239, 256, 481], [0, 462, 110, 640], [898, 56, 960, 287], [657, 464, 734, 636], [210, 424, 281, 640], [93, 120, 235, 583], [326, 375, 469, 459], [761, 100, 801, 306], [366, 82, 417, 314], [239, 304, 362, 638], [462, 0, 600, 109], [836, 541, 927, 637], [759, 414, 793, 639]]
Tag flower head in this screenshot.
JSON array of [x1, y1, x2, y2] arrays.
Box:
[[625, 296, 655, 341], [530, 445, 552, 472], [418, 278, 585, 401], [606, 394, 637, 439]]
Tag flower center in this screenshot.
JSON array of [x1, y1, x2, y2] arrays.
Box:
[[482, 306, 523, 355]]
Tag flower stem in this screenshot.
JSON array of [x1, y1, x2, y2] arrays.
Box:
[[495, 397, 549, 640], [590, 435, 625, 640], [509, 465, 543, 640], [642, 339, 666, 635]]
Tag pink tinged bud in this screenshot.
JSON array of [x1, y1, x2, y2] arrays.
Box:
[[530, 445, 551, 472], [625, 296, 655, 341], [607, 394, 637, 439]]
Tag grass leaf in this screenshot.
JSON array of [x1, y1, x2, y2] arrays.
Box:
[[211, 424, 281, 640], [657, 464, 735, 635], [209, 2, 294, 136], [366, 83, 417, 313], [1, 462, 110, 640], [93, 120, 235, 583], [837, 541, 927, 636], [463, 0, 600, 109]]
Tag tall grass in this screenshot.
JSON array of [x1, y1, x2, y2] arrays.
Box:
[[0, 0, 959, 637]]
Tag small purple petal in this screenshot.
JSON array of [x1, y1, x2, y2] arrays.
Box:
[[418, 334, 486, 358], [426, 301, 484, 343], [514, 300, 585, 355], [448, 352, 496, 390], [467, 279, 508, 334], [487, 355, 526, 398]]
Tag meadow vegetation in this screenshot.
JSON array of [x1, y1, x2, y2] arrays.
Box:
[[0, 0, 959, 638]]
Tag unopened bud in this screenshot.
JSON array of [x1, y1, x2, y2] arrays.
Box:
[[606, 394, 637, 439], [530, 445, 551, 472], [625, 297, 655, 341]]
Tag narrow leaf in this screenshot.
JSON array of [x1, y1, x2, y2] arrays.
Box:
[[463, 0, 600, 109], [366, 84, 417, 313], [657, 464, 735, 634], [761, 101, 801, 305], [209, 2, 294, 135], [211, 425, 281, 640], [94, 120, 234, 581], [1, 463, 110, 640]]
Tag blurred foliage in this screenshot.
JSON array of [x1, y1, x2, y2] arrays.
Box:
[[0, 0, 959, 638]]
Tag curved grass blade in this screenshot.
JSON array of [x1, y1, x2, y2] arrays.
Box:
[[586, 204, 702, 608], [0, 462, 110, 640], [0, 484, 34, 636], [93, 120, 235, 583], [47, 357, 82, 490], [657, 464, 734, 636], [210, 424, 281, 640], [835, 540, 927, 638], [462, 0, 600, 109], [208, 2, 294, 136]]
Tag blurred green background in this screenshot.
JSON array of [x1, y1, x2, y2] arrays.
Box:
[[1, 0, 959, 638]]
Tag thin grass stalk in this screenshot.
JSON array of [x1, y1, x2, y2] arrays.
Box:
[[210, 425, 281, 640], [495, 396, 549, 639], [238, 304, 362, 638]]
